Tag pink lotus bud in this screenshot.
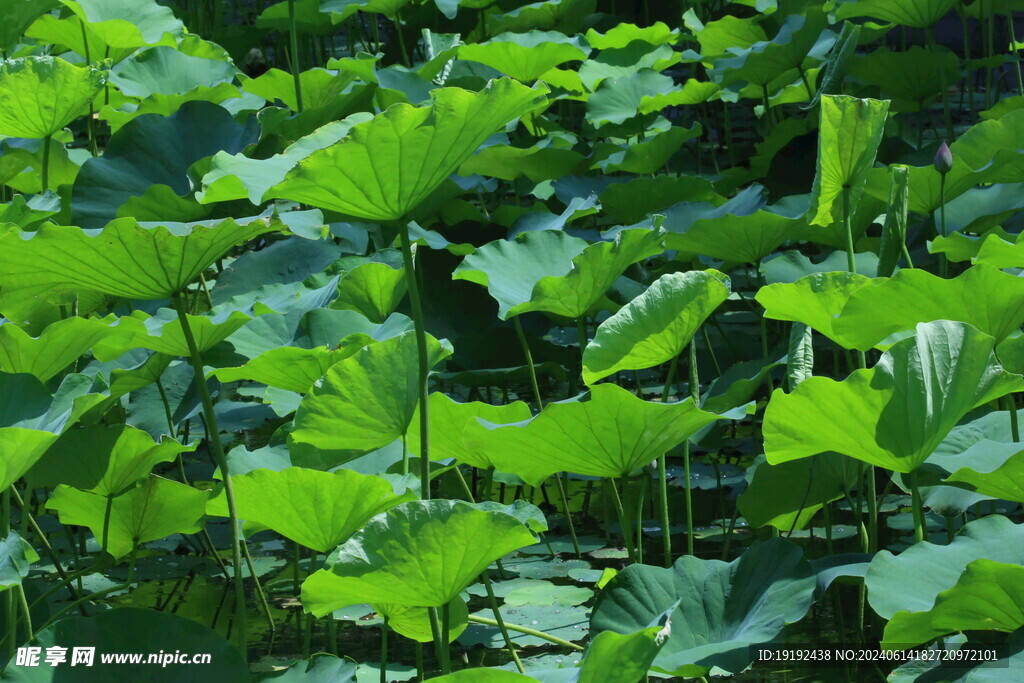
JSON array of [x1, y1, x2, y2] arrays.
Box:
[[934, 141, 953, 175]]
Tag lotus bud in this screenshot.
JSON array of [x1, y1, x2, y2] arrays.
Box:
[[934, 141, 953, 175]]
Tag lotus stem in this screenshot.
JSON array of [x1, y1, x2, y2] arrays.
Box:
[[909, 469, 926, 544], [101, 494, 113, 554], [398, 222, 432, 500], [938, 173, 949, 278], [610, 477, 636, 563], [1005, 395, 1020, 442], [41, 134, 52, 192], [684, 340, 699, 556], [172, 293, 248, 656], [12, 488, 88, 614], [380, 618, 389, 683], [241, 536, 275, 633], [467, 615, 584, 651], [440, 601, 452, 674], [393, 11, 410, 67], [575, 317, 588, 393], [553, 473, 581, 557], [287, 0, 303, 112], [427, 606, 444, 673], [513, 316, 544, 410], [842, 185, 856, 274], [3, 489, 14, 658], [657, 354, 679, 566]]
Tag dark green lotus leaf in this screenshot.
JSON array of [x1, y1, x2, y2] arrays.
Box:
[[0, 315, 121, 381], [760, 250, 879, 284], [834, 0, 958, 27], [591, 539, 816, 677], [582, 270, 730, 384], [739, 453, 859, 531], [847, 46, 958, 111], [833, 265, 1024, 350], [866, 515, 1024, 620], [0, 216, 279, 322], [579, 40, 680, 91], [426, 671, 534, 682], [0, 0, 59, 54], [208, 467, 415, 553], [459, 31, 590, 82], [459, 144, 587, 183], [592, 125, 700, 174], [808, 95, 890, 227], [28, 423, 191, 497], [0, 56, 108, 139], [71, 100, 260, 228], [755, 271, 874, 348], [258, 0, 354, 32], [0, 532, 38, 594], [585, 22, 679, 50], [712, 12, 832, 88], [270, 80, 549, 220], [764, 321, 1024, 473], [468, 383, 723, 485], [489, 0, 596, 34], [600, 176, 718, 225], [254, 654, 358, 682], [288, 331, 452, 465], [882, 559, 1024, 650], [61, 0, 185, 48], [301, 500, 538, 616], [47, 474, 208, 558], [0, 607, 248, 681], [407, 392, 532, 470]]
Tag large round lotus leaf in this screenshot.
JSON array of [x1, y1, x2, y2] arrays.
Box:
[[377, 596, 469, 643], [0, 56, 108, 139], [866, 515, 1024, 620], [208, 467, 415, 553], [466, 382, 723, 485], [212, 345, 358, 394], [0, 607, 248, 681], [108, 46, 238, 98], [755, 271, 874, 348], [0, 315, 120, 381], [834, 0, 958, 28], [406, 393, 532, 469], [0, 217, 278, 323], [764, 321, 1024, 473], [300, 500, 538, 616], [47, 475, 209, 559], [0, 531, 38, 594], [0, 0, 59, 54], [739, 453, 859, 532], [591, 539, 816, 677], [70, 101, 260, 228], [847, 46, 958, 110], [270, 79, 549, 220], [712, 13, 832, 88], [882, 559, 1024, 650], [289, 331, 452, 467], [458, 31, 590, 82], [454, 228, 664, 320], [60, 0, 185, 48], [833, 265, 1024, 350], [28, 424, 191, 497], [808, 95, 890, 228], [577, 612, 672, 683], [582, 270, 730, 385]]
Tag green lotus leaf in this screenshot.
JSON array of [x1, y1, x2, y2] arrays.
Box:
[[288, 331, 452, 466], [253, 654, 357, 682], [755, 271, 874, 348], [454, 228, 664, 321], [763, 321, 1024, 473], [0, 532, 38, 594], [468, 383, 722, 485], [108, 46, 238, 98], [25, 12, 135, 65], [331, 262, 407, 324], [407, 392, 532, 470], [639, 79, 721, 111], [591, 539, 816, 677], [1, 607, 248, 681], [877, 165, 910, 277], [882, 559, 1024, 650], [866, 515, 1024, 620], [242, 67, 367, 113], [579, 40, 680, 91], [60, 0, 185, 48], [847, 46, 958, 111], [0, 56, 108, 139], [711, 12, 833, 88], [459, 31, 590, 82], [0, 315, 121, 382], [91, 305, 263, 361], [199, 115, 372, 205], [489, 0, 596, 34], [269, 79, 549, 220], [592, 125, 700, 174], [834, 0, 958, 27], [47, 475, 208, 559], [426, 671, 534, 682], [600, 176, 718, 225], [210, 467, 415, 553], [585, 70, 675, 127], [28, 424, 192, 497], [301, 500, 538, 616], [738, 453, 860, 531], [459, 144, 587, 183], [258, 0, 354, 32], [943, 441, 1024, 503], [584, 22, 679, 49], [71, 100, 260, 228], [582, 270, 730, 385], [970, 231, 1024, 269], [578, 612, 672, 683], [662, 184, 806, 263], [212, 345, 360, 393], [0, 0, 59, 54], [833, 265, 1024, 350], [702, 356, 785, 414], [684, 10, 767, 59], [0, 216, 279, 322], [318, 0, 410, 18]]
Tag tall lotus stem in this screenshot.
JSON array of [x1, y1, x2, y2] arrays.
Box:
[[287, 0, 303, 112], [684, 341, 699, 556], [397, 223, 431, 500], [41, 135, 52, 192], [658, 354, 679, 566], [909, 469, 926, 544], [935, 141, 953, 278], [172, 294, 247, 655]]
